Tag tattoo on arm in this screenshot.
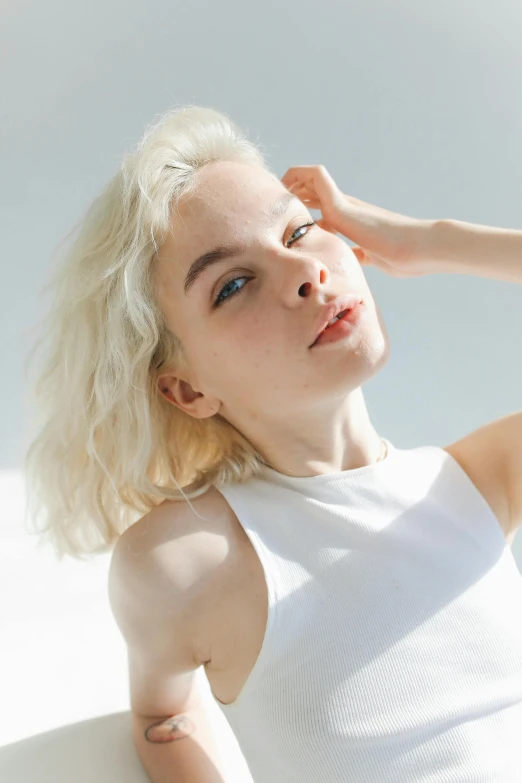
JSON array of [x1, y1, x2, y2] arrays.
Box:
[[144, 714, 196, 743]]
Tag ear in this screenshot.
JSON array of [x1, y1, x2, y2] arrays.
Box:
[[157, 375, 221, 419]]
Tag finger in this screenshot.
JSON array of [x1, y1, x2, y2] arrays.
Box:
[[286, 184, 322, 212], [287, 182, 316, 200], [282, 166, 394, 220], [281, 165, 343, 211], [315, 218, 338, 235]]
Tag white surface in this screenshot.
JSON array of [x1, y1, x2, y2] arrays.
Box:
[[0, 472, 129, 747], [0, 714, 150, 783]]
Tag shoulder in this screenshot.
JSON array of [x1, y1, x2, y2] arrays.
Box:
[[442, 415, 519, 545], [108, 484, 237, 645], [110, 484, 232, 595], [108, 485, 241, 716]]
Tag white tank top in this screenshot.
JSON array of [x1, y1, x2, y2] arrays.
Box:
[[211, 438, 522, 782]]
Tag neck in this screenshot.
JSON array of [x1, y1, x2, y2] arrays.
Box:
[[244, 388, 384, 478]]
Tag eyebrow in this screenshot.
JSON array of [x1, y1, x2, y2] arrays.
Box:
[[183, 191, 302, 295]]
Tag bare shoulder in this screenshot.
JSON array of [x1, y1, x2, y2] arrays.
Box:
[[110, 484, 234, 611], [109, 483, 240, 656], [442, 416, 515, 544], [108, 484, 243, 715]]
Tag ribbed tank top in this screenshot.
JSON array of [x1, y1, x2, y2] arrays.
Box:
[[211, 438, 522, 782]]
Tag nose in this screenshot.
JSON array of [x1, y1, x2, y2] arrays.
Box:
[[298, 267, 329, 297], [276, 251, 330, 301]]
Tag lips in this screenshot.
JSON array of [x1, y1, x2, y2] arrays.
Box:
[[310, 295, 364, 347]]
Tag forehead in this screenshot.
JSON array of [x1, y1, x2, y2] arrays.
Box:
[[170, 160, 287, 249]]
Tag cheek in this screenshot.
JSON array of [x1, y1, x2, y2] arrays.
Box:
[[321, 236, 356, 272], [344, 247, 371, 281]]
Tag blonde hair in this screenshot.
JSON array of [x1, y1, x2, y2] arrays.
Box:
[[23, 104, 272, 560]]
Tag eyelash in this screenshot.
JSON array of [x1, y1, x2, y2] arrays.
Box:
[[212, 220, 316, 308]]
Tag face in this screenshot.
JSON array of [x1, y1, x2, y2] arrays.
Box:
[[154, 160, 389, 435]]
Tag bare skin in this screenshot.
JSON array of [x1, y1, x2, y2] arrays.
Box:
[[144, 714, 196, 743]]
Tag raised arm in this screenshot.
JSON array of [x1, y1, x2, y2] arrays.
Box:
[[428, 219, 522, 541]]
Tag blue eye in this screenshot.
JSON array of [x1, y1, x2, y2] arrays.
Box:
[[212, 220, 316, 307]]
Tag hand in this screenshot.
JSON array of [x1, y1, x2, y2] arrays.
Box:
[[280, 164, 438, 278]]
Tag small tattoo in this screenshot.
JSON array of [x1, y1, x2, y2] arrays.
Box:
[[144, 714, 196, 743]]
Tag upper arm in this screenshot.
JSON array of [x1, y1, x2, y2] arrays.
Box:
[[444, 410, 522, 543], [108, 505, 209, 718], [497, 410, 522, 539]]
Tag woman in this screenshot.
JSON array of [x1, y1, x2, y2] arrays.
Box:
[[24, 105, 522, 782]]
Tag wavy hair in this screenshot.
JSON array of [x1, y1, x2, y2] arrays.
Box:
[[23, 105, 271, 560]]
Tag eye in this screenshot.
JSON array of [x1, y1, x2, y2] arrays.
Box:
[[212, 220, 316, 308], [286, 220, 316, 247]]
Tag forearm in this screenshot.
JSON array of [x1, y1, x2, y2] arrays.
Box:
[[132, 708, 230, 783], [431, 218, 522, 285]]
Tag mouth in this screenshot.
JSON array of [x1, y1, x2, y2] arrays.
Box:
[[310, 296, 364, 347], [323, 308, 350, 330]]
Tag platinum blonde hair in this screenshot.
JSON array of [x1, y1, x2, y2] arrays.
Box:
[[23, 105, 271, 560]]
